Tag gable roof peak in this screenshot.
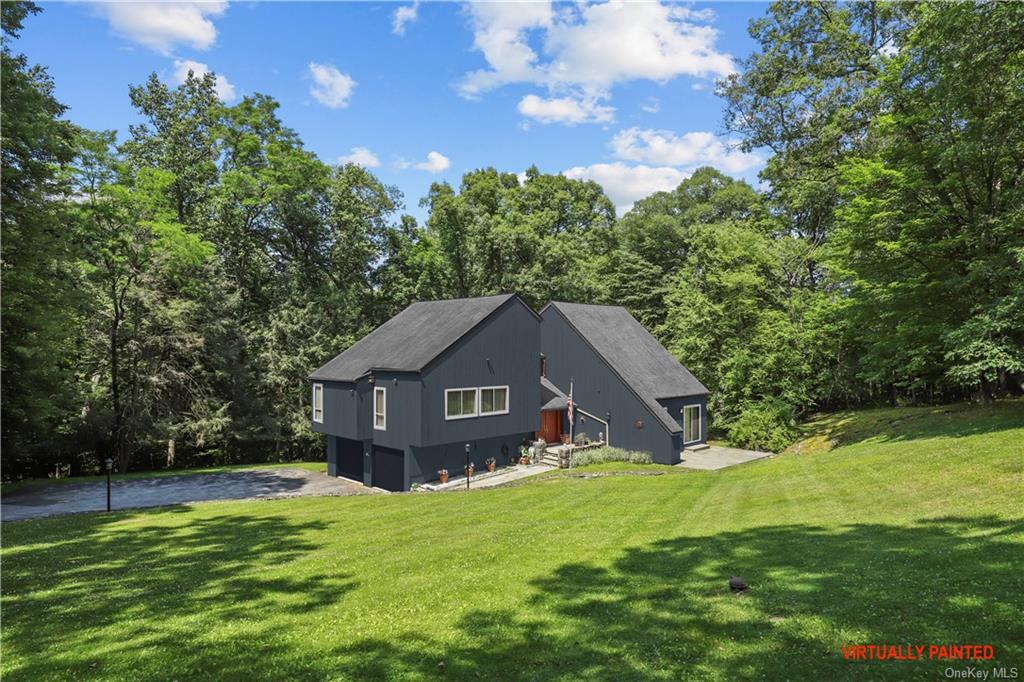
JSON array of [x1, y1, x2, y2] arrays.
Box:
[[310, 293, 533, 382]]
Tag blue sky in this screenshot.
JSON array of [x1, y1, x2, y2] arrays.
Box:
[[19, 1, 767, 220]]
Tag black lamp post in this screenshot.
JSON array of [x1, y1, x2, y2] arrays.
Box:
[[464, 443, 471, 490], [104, 457, 114, 512]]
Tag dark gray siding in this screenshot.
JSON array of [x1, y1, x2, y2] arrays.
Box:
[[408, 432, 533, 486], [311, 380, 358, 439], [541, 306, 678, 464], [365, 372, 422, 450], [420, 299, 540, 447], [657, 396, 708, 447]]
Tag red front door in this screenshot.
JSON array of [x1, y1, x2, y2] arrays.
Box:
[[538, 410, 562, 443]]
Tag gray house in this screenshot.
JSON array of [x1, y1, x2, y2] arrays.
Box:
[[310, 295, 708, 491], [539, 302, 708, 465], [309, 294, 541, 491]]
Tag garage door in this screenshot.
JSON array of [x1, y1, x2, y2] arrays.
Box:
[[335, 437, 363, 482], [372, 446, 405, 491]]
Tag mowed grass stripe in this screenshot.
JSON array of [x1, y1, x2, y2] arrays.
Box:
[[2, 400, 1022, 681]]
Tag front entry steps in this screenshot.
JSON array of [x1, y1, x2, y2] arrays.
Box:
[[539, 441, 606, 468], [683, 443, 710, 454], [540, 452, 561, 467]]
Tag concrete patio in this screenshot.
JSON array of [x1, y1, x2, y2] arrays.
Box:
[[677, 445, 773, 471]]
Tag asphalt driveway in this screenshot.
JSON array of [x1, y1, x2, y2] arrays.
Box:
[[1, 468, 375, 522]]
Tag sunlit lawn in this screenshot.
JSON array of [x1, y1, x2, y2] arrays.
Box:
[[2, 401, 1022, 680]]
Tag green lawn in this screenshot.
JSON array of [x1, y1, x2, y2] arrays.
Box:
[[3, 401, 1022, 680]]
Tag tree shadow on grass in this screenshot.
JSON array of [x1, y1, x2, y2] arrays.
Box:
[[331, 516, 1024, 681], [2, 511, 357, 680]]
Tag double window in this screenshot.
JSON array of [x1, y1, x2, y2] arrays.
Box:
[[445, 385, 509, 420], [445, 388, 478, 420], [682, 404, 701, 443], [312, 383, 324, 423], [374, 387, 387, 430], [480, 386, 509, 416]]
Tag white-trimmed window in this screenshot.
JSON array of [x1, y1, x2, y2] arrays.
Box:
[[683, 404, 701, 443], [445, 387, 478, 420], [312, 383, 324, 423], [374, 386, 387, 430], [479, 386, 509, 416]]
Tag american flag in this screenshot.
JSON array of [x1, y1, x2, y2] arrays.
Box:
[[567, 394, 573, 423]]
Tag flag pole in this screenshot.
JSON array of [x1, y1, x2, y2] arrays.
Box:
[[568, 379, 574, 446]]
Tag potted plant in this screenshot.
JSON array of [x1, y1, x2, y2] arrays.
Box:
[[485, 457, 496, 472], [464, 462, 475, 478], [438, 469, 449, 484]]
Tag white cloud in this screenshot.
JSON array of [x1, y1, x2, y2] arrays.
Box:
[[308, 62, 356, 109], [640, 97, 660, 113], [458, 1, 734, 123], [563, 162, 689, 215], [172, 59, 236, 101], [338, 147, 381, 168], [544, 3, 734, 88], [392, 2, 419, 36], [517, 94, 614, 125], [459, 2, 554, 98], [397, 151, 450, 173], [610, 128, 763, 174], [93, 2, 228, 55]]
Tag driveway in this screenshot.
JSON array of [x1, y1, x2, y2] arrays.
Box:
[[677, 445, 773, 471], [1, 468, 375, 522]]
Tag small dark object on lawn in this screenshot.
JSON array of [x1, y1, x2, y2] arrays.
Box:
[[729, 576, 749, 592]]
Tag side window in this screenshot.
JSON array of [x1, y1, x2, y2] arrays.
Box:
[[445, 388, 478, 420], [312, 384, 324, 423], [480, 386, 509, 416], [374, 387, 386, 430]]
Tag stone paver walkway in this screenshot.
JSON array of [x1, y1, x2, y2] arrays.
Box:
[[2, 468, 374, 521], [425, 463, 554, 491], [676, 445, 773, 471]]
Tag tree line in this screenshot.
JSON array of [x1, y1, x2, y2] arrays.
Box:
[[2, 1, 1021, 478]]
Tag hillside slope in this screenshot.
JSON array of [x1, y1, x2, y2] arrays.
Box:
[[3, 401, 1022, 680]]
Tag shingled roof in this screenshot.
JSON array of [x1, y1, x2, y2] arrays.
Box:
[[540, 375, 568, 411], [311, 294, 524, 382], [542, 301, 708, 433]]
